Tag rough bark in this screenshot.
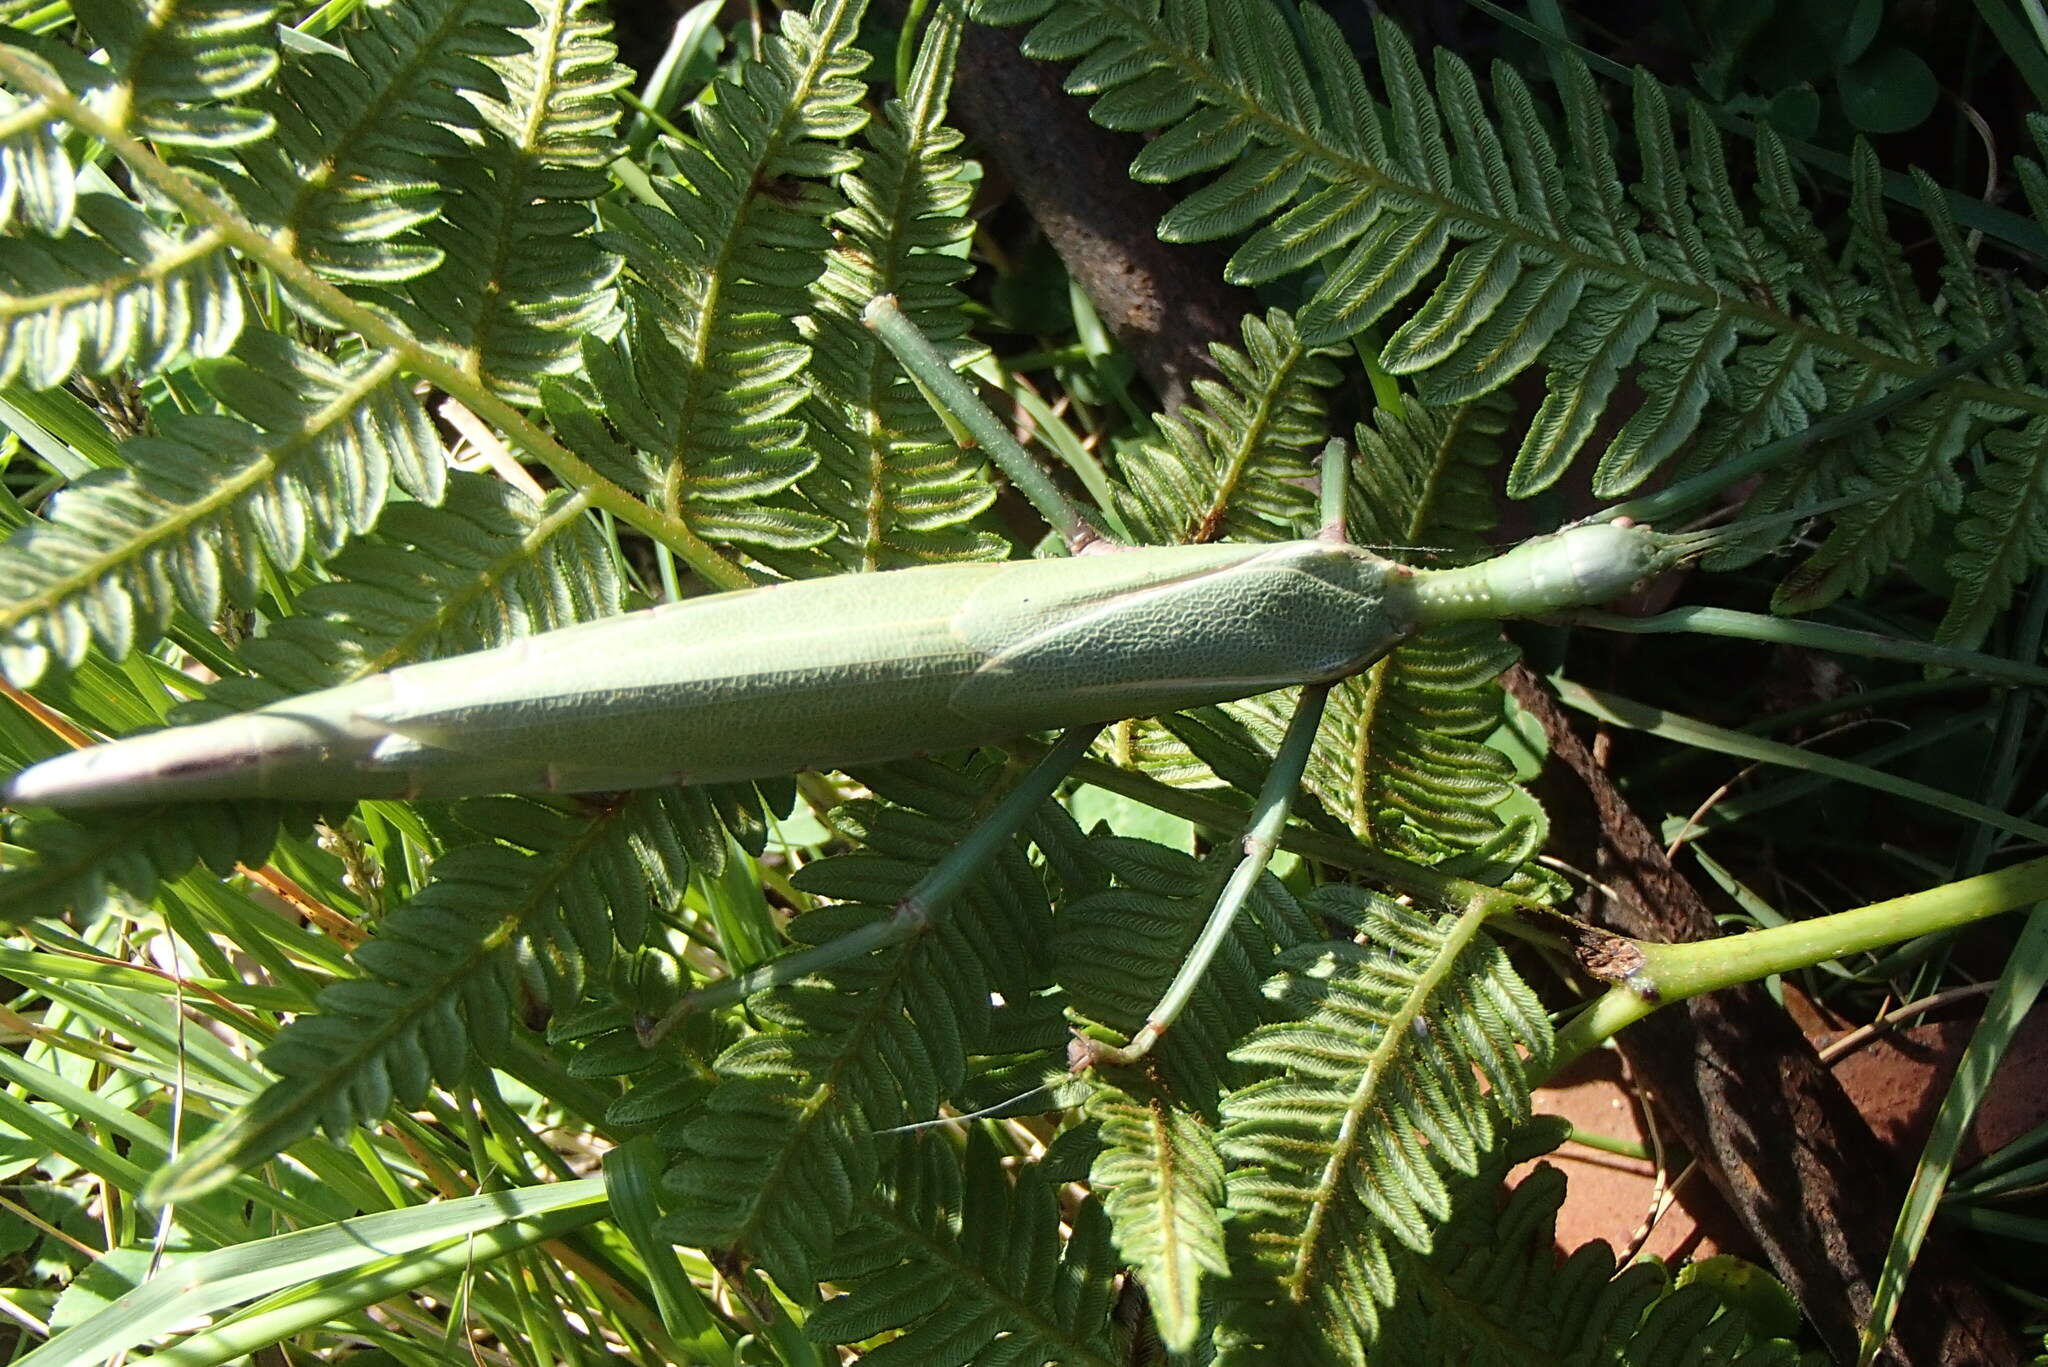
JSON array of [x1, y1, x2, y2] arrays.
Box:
[[1504, 663, 2017, 1367]]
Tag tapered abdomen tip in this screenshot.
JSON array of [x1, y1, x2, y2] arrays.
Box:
[[5, 747, 133, 809]]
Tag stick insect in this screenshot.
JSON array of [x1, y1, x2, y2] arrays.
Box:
[[0, 296, 1915, 1066]]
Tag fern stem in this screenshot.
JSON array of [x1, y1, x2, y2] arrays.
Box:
[[1546, 853, 2048, 1073], [0, 49, 753, 591]]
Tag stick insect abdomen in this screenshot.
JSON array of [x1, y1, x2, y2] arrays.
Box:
[[3, 540, 1421, 809]]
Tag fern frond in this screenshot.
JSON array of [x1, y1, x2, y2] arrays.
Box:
[[1110, 309, 1342, 546], [1304, 395, 1539, 869], [0, 83, 79, 233], [228, 0, 536, 285], [973, 0, 2048, 634], [657, 756, 1060, 1288], [400, 0, 628, 403], [0, 191, 242, 389], [583, 0, 870, 558], [76, 0, 281, 147], [1086, 1081, 1228, 1353], [801, 4, 1004, 569], [0, 331, 442, 686], [1215, 887, 1552, 1360], [150, 783, 712, 1204], [807, 1131, 1122, 1366], [1354, 1129, 1799, 1366]]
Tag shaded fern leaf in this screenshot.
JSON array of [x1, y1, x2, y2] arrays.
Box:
[[973, 0, 2048, 629], [148, 784, 712, 1205], [1216, 886, 1551, 1361], [582, 0, 869, 559], [0, 330, 442, 687], [74, 0, 281, 147], [658, 755, 1061, 1289], [801, 3, 1004, 569], [0, 800, 305, 924], [807, 1130, 1123, 1367], [1367, 1140, 1797, 1367], [0, 190, 242, 389], [232, 0, 536, 285], [1086, 1081, 1228, 1353], [399, 0, 629, 403]]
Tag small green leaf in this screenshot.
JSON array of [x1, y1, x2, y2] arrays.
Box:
[[1836, 46, 1937, 134]]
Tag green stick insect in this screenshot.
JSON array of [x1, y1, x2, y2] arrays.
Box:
[[0, 296, 1910, 1066]]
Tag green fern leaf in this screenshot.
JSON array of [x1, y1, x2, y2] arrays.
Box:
[[1359, 1131, 1799, 1366], [1086, 1082, 1228, 1353], [1215, 887, 1552, 1359], [399, 0, 628, 403], [800, 4, 1004, 568], [231, 0, 538, 285], [0, 191, 242, 389], [74, 0, 281, 147], [149, 782, 712, 1205], [974, 0, 2048, 616], [657, 756, 1060, 1288], [0, 330, 441, 686], [807, 1131, 1123, 1366], [583, 0, 868, 559], [1110, 309, 1341, 546]]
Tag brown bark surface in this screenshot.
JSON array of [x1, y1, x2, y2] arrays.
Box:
[[1505, 664, 2017, 1366]]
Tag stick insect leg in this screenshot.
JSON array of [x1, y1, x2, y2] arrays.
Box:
[[640, 724, 1105, 1046], [1079, 680, 1333, 1070], [864, 293, 1119, 554]]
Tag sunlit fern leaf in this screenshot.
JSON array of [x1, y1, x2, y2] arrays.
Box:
[[0, 191, 242, 389], [582, 0, 867, 560], [0, 85, 77, 233], [801, 4, 1005, 569], [0, 330, 441, 687], [657, 755, 1060, 1289], [73, 0, 281, 148], [146, 783, 712, 1205], [1215, 886, 1551, 1360], [1085, 1080, 1228, 1353], [1060, 836, 1318, 1107], [399, 0, 628, 404], [807, 1130, 1123, 1367], [1110, 309, 1341, 546], [973, 0, 2048, 618], [230, 0, 537, 286]]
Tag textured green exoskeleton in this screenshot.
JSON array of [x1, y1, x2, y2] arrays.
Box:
[[4, 520, 1690, 810]]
